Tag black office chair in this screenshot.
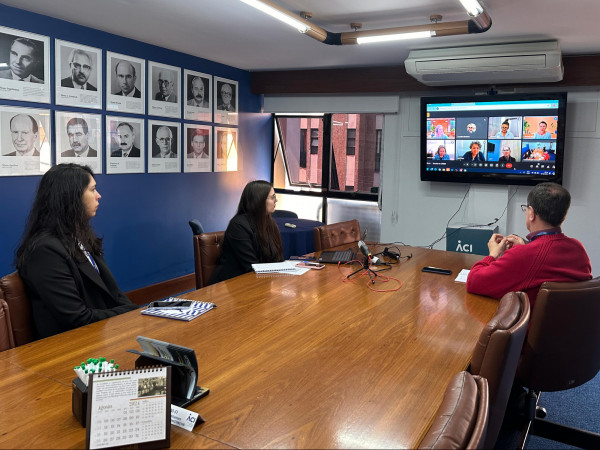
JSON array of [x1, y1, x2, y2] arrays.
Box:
[[188, 219, 204, 235], [272, 210, 298, 218]]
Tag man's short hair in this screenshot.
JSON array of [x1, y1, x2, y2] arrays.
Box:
[[470, 141, 481, 149], [68, 48, 92, 65], [12, 37, 40, 60], [527, 182, 571, 227], [539, 121, 547, 126], [66, 117, 89, 134], [116, 122, 134, 133], [10, 114, 38, 133]]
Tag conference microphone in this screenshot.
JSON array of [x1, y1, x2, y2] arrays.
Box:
[[358, 240, 372, 259]]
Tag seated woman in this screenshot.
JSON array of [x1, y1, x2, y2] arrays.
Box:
[[209, 180, 283, 284], [434, 145, 450, 160], [16, 164, 137, 339]]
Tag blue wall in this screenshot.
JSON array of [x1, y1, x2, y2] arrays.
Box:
[[0, 4, 272, 290]]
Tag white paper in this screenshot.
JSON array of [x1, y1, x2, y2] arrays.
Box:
[[455, 269, 470, 283], [171, 404, 199, 431]]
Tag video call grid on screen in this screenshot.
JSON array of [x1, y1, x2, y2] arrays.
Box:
[[424, 98, 562, 175]]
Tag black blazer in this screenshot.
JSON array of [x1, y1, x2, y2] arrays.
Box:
[[209, 214, 282, 284], [19, 236, 137, 338]]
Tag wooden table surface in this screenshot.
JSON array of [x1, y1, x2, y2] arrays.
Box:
[[0, 246, 498, 449]]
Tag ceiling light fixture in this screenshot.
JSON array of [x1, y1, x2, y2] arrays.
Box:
[[239, 0, 311, 33], [238, 0, 491, 46], [357, 31, 434, 45]]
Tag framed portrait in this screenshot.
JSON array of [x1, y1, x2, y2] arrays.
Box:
[[55, 40, 102, 109], [214, 126, 237, 172], [148, 61, 181, 119], [0, 105, 51, 176], [213, 77, 238, 125], [106, 116, 145, 174], [0, 25, 50, 103], [148, 120, 181, 173], [106, 51, 145, 114], [183, 69, 211, 122], [184, 124, 211, 173], [55, 111, 102, 173]]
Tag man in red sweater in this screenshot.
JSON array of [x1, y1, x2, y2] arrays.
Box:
[[466, 182, 592, 309]]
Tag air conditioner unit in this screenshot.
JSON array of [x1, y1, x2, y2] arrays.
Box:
[[404, 41, 563, 86]]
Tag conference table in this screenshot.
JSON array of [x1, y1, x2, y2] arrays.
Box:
[[0, 245, 498, 449]]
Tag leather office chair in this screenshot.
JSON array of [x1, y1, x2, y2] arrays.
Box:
[[192, 231, 225, 289], [189, 219, 204, 235], [468, 291, 530, 449], [418, 371, 489, 450], [0, 299, 15, 351], [272, 210, 298, 219], [515, 277, 600, 449], [0, 271, 36, 347], [313, 219, 361, 252]]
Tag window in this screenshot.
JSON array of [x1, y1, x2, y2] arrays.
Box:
[[274, 113, 383, 195]]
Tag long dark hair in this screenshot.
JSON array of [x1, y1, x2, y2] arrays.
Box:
[[235, 180, 283, 262], [15, 163, 102, 269]]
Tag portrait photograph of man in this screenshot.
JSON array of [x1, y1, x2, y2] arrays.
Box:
[[55, 40, 102, 109], [55, 111, 102, 172], [184, 124, 211, 173], [184, 70, 211, 121], [106, 116, 145, 174], [106, 51, 145, 114], [214, 76, 238, 125], [148, 120, 181, 173], [0, 105, 51, 176], [0, 26, 50, 103], [149, 62, 181, 119]]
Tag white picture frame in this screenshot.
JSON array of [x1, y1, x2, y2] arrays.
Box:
[[55, 111, 103, 173], [55, 40, 102, 109], [183, 69, 211, 122], [148, 119, 181, 173], [106, 116, 145, 174], [184, 123, 211, 173], [214, 126, 237, 172], [0, 105, 51, 176], [148, 61, 181, 119], [213, 76, 238, 125], [106, 52, 145, 114], [0, 25, 50, 103]]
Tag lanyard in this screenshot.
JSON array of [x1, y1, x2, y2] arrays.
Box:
[[78, 242, 99, 273], [529, 231, 560, 242]]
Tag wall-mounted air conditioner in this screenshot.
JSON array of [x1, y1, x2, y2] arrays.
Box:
[[404, 41, 563, 86]]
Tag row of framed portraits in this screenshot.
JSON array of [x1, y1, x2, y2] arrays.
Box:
[[0, 25, 238, 124], [0, 105, 238, 176]]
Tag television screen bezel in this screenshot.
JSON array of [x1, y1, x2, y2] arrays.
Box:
[[420, 92, 567, 186]]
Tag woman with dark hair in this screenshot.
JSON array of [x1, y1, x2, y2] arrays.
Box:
[[16, 163, 136, 339], [209, 180, 283, 284]]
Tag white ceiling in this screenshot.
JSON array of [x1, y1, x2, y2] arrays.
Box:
[[1, 0, 598, 72]]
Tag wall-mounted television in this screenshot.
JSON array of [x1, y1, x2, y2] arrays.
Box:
[[421, 92, 567, 185]]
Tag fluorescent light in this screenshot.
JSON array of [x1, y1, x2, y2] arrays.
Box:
[[357, 30, 433, 44], [239, 0, 310, 33], [459, 0, 484, 16]]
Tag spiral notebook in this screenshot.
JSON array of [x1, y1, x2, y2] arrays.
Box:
[[251, 261, 300, 274], [141, 298, 215, 321], [86, 366, 171, 450]]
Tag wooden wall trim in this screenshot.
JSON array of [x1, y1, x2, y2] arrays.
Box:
[[251, 54, 600, 95], [126, 273, 196, 306]]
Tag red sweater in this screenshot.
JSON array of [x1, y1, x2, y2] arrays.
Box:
[[466, 233, 592, 309]]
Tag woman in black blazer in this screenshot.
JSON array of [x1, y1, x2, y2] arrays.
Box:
[[15, 164, 137, 339], [209, 180, 284, 284]]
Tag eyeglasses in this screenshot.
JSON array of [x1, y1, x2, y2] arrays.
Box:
[[157, 137, 172, 143], [158, 80, 172, 86], [521, 204, 529, 212], [71, 63, 91, 71], [268, 194, 277, 200]]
